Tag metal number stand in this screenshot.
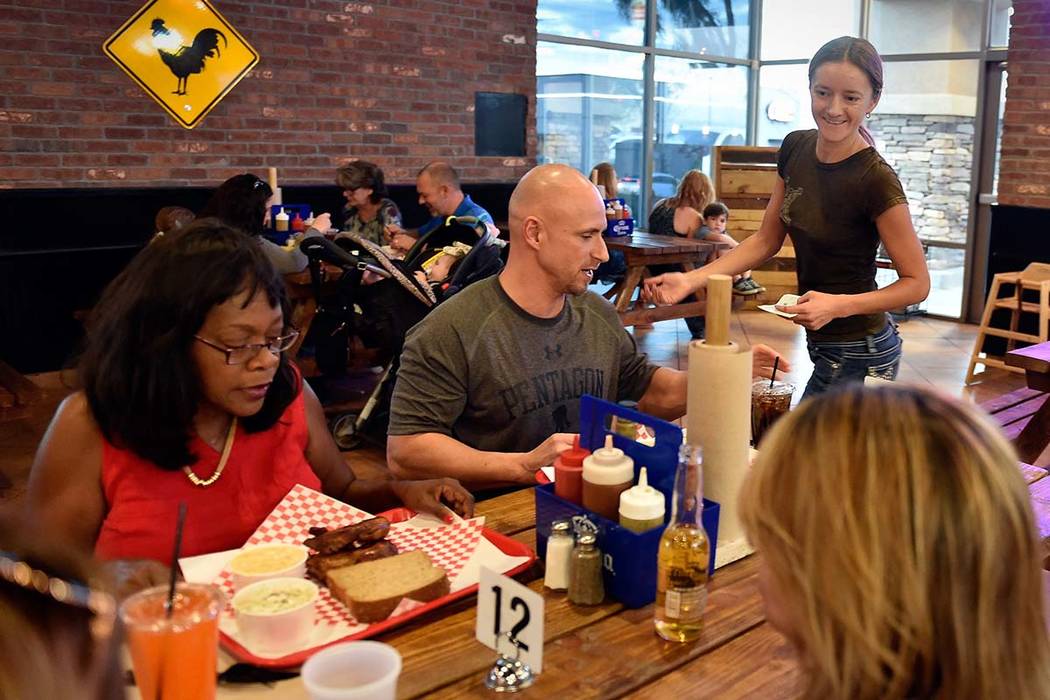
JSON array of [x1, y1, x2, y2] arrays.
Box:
[[484, 632, 534, 692]]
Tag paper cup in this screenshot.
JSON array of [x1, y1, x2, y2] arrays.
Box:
[[302, 641, 402, 700]]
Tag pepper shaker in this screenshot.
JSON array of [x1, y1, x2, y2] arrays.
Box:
[[568, 533, 604, 605]]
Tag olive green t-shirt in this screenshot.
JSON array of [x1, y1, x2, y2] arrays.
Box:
[[388, 276, 658, 455], [777, 129, 908, 340]]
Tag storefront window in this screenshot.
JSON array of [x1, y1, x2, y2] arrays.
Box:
[[538, 0, 644, 46], [654, 0, 750, 59], [652, 57, 748, 192], [760, 0, 861, 61], [757, 64, 817, 147], [868, 0, 982, 54], [536, 42, 645, 187], [989, 0, 1012, 47]]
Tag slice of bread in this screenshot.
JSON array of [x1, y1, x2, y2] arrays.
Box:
[[325, 550, 451, 623]]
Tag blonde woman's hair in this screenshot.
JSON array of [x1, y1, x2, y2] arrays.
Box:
[[666, 170, 715, 212], [589, 162, 617, 199], [740, 384, 1050, 700]]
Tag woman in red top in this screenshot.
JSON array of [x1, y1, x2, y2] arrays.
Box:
[[26, 220, 473, 598]]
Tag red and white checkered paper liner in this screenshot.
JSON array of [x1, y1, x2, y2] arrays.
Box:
[[215, 484, 484, 649]]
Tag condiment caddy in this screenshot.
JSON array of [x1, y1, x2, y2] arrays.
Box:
[[603, 198, 634, 238], [267, 203, 312, 243], [535, 396, 720, 609]]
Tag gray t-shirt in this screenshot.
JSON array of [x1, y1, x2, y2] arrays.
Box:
[[388, 276, 659, 454]]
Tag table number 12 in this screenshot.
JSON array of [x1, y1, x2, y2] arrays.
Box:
[[476, 567, 544, 673]]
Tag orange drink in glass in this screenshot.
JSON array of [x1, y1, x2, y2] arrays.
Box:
[[120, 582, 224, 700]]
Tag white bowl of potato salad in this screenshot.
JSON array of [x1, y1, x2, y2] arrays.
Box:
[[231, 577, 318, 653]]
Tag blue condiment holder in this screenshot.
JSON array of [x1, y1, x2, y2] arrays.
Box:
[[534, 395, 720, 608]]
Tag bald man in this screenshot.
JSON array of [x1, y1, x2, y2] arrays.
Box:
[[385, 162, 497, 250], [387, 164, 787, 492]]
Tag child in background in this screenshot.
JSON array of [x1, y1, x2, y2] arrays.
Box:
[[698, 202, 764, 297], [413, 242, 472, 296]]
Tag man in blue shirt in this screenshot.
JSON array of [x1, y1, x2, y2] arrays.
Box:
[[386, 162, 497, 250]]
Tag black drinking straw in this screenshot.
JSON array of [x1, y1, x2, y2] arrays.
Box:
[[165, 502, 187, 619], [769, 356, 780, 389]]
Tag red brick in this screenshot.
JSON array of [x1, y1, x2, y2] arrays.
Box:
[[0, 0, 537, 187]]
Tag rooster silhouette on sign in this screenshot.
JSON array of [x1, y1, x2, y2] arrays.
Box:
[[150, 19, 227, 96]]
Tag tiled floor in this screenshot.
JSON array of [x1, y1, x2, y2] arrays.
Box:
[[0, 312, 1025, 509]]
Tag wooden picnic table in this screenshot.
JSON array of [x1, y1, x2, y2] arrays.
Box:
[[1004, 342, 1050, 465], [212, 488, 800, 699], [603, 233, 729, 326]]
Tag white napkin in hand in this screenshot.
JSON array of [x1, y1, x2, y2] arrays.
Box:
[[758, 293, 800, 319]]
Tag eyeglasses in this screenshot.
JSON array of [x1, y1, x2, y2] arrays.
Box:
[[0, 551, 116, 642], [193, 331, 300, 365], [252, 178, 267, 190]]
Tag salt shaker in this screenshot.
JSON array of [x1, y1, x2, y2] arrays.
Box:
[[568, 533, 604, 605], [544, 520, 573, 591]]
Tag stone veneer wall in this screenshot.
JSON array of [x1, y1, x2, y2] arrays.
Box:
[[869, 113, 975, 245]]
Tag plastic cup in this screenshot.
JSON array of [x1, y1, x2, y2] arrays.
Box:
[[302, 641, 402, 700], [751, 380, 794, 446], [120, 582, 224, 700]]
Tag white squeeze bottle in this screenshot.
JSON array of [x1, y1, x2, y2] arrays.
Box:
[[582, 435, 634, 521], [618, 467, 665, 533], [304, 210, 315, 227], [275, 207, 289, 232]]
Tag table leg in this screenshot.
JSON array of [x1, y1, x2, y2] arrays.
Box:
[[615, 267, 645, 313], [1015, 396, 1050, 464]]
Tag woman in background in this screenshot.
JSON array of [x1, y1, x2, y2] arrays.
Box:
[[589, 161, 618, 199], [199, 173, 332, 274], [740, 384, 1050, 699], [647, 170, 762, 296], [335, 160, 402, 247]]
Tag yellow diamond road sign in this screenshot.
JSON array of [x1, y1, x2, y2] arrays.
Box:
[[104, 0, 259, 129]]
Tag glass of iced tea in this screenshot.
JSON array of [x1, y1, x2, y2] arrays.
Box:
[[120, 582, 224, 700], [751, 380, 794, 446]]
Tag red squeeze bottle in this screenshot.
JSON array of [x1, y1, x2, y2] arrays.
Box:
[[291, 211, 305, 232], [554, 436, 590, 505]]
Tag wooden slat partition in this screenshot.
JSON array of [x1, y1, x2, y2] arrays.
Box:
[[712, 145, 794, 307]]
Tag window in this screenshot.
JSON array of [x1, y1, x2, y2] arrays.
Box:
[[760, 0, 861, 60], [536, 43, 645, 184], [757, 64, 817, 147], [655, 0, 751, 59], [537, 0, 644, 46], [633, 58, 750, 219], [989, 0, 1012, 47], [868, 0, 982, 55]]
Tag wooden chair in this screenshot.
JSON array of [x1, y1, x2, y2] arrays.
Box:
[[966, 262, 1050, 384]]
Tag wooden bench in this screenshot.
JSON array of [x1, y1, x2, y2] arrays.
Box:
[[980, 387, 1050, 548]]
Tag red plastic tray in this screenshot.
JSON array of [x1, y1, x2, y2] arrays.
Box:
[[219, 507, 536, 668]]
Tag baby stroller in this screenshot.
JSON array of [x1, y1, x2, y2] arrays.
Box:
[[300, 216, 502, 448]]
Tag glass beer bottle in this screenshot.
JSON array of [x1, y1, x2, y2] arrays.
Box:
[[654, 444, 710, 642]]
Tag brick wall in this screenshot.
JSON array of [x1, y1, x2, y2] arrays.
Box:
[[0, 0, 537, 188], [999, 0, 1050, 208]]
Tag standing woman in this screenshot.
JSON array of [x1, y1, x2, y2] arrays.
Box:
[[645, 37, 929, 397]]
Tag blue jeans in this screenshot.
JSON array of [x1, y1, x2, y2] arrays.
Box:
[[802, 318, 902, 400]]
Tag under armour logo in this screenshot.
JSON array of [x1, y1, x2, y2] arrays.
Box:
[[544, 344, 562, 360]]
